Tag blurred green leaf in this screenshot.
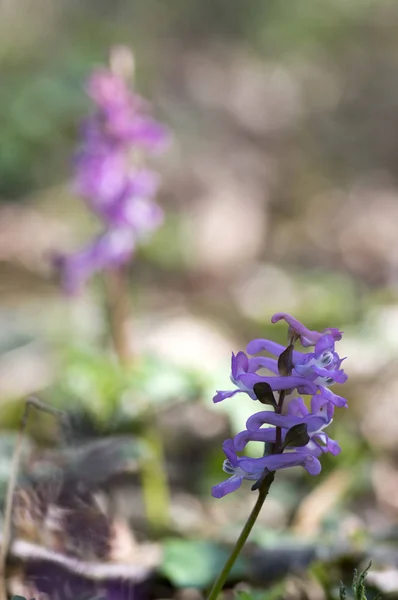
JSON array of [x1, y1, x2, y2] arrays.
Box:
[[50, 345, 205, 427], [161, 538, 248, 588], [235, 582, 287, 600]]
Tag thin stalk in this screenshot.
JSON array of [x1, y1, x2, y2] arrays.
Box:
[[206, 472, 275, 600], [103, 265, 171, 532], [104, 264, 132, 367], [207, 342, 294, 600], [140, 420, 171, 532]]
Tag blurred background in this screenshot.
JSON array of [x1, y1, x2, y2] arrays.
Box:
[[1, 0, 398, 598]]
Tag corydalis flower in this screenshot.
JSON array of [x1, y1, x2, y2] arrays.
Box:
[[243, 395, 340, 455], [54, 229, 135, 295], [271, 312, 343, 347], [212, 439, 321, 499], [213, 314, 347, 409], [212, 396, 340, 498], [246, 333, 348, 408], [55, 46, 169, 293], [212, 314, 347, 498], [213, 351, 318, 403]]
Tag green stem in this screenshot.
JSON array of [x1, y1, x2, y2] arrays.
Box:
[[207, 343, 293, 600], [207, 471, 275, 600], [104, 266, 171, 531], [104, 265, 132, 366], [141, 420, 171, 533]]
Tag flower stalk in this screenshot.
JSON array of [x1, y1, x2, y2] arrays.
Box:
[[104, 264, 132, 367], [209, 314, 348, 596], [207, 471, 275, 600], [54, 46, 173, 532]]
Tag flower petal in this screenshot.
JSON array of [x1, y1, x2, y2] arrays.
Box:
[[318, 386, 348, 408], [211, 475, 243, 498], [314, 334, 335, 358], [271, 313, 343, 347], [247, 338, 306, 364], [287, 397, 309, 417], [314, 432, 341, 455], [222, 438, 238, 466], [213, 389, 240, 403], [239, 451, 321, 475], [248, 356, 279, 374], [231, 351, 249, 379], [233, 428, 276, 451], [239, 373, 318, 396], [302, 454, 322, 475]]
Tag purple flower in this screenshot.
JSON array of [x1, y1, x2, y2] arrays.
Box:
[[104, 172, 163, 232], [85, 68, 169, 151], [246, 334, 348, 408], [211, 439, 321, 498], [74, 150, 127, 204], [54, 228, 135, 295], [243, 395, 340, 456], [246, 395, 333, 434], [211, 314, 347, 499], [213, 351, 318, 403], [86, 68, 137, 112], [54, 47, 169, 293], [271, 313, 343, 347]]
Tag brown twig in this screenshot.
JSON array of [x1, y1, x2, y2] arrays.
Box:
[[0, 397, 65, 600]]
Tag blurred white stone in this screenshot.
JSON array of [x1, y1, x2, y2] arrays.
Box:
[[188, 187, 266, 274], [367, 568, 398, 594], [232, 263, 299, 319], [359, 363, 398, 451], [0, 342, 55, 401], [340, 305, 398, 379], [139, 311, 235, 373]]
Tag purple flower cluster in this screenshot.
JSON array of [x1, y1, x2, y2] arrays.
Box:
[[55, 47, 169, 293], [212, 313, 348, 498]]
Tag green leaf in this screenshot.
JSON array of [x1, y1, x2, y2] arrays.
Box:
[[50, 346, 205, 427], [339, 582, 348, 600], [161, 539, 248, 588], [353, 561, 373, 600]]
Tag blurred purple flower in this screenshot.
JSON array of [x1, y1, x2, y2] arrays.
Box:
[[55, 48, 169, 293], [85, 68, 169, 150], [54, 228, 135, 295]]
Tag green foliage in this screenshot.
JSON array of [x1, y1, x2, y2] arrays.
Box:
[[50, 345, 205, 428], [161, 538, 248, 588], [0, 60, 89, 197], [235, 584, 287, 600], [340, 562, 381, 600]]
